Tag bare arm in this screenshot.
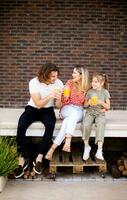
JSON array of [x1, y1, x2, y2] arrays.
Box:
[[84, 99, 90, 107], [55, 98, 62, 108], [31, 91, 56, 109], [84, 98, 110, 110], [54, 90, 63, 108], [98, 98, 110, 110]]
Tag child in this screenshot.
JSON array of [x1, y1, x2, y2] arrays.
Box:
[[45, 65, 89, 160], [82, 72, 110, 161]]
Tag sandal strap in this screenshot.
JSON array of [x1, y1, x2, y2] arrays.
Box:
[[65, 135, 72, 139]]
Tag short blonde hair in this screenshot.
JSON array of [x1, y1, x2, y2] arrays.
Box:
[[93, 72, 109, 90]]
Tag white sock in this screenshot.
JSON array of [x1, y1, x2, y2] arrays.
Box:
[[95, 149, 104, 160], [83, 145, 91, 161]]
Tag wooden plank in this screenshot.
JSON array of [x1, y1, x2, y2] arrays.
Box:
[[62, 151, 72, 164], [95, 158, 106, 165], [51, 150, 60, 165], [85, 157, 95, 165], [94, 158, 107, 173], [49, 166, 57, 174], [98, 164, 107, 173], [73, 166, 83, 173], [49, 147, 107, 175], [71, 147, 83, 165], [71, 147, 84, 173], [49, 150, 61, 173]]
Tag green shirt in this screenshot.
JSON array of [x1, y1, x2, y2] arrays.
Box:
[[86, 88, 110, 102], [86, 88, 110, 115]]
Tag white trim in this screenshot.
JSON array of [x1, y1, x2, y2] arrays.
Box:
[[0, 108, 127, 137]]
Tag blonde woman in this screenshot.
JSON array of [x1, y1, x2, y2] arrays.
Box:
[[45, 65, 89, 160]]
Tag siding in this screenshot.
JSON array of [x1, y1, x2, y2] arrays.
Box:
[[0, 0, 127, 109]]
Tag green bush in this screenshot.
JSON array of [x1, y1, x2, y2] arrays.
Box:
[[0, 137, 18, 176]]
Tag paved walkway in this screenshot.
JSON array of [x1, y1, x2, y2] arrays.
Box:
[[1, 174, 127, 200]]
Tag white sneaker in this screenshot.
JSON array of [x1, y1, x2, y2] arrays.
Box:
[[83, 146, 91, 161], [95, 149, 104, 160]]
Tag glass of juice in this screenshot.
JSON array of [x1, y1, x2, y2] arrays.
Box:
[[63, 86, 70, 98], [91, 96, 98, 106]]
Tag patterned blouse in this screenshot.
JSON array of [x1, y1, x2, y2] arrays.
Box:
[[61, 80, 85, 107]]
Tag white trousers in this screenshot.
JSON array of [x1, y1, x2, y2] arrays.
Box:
[[54, 104, 84, 146]]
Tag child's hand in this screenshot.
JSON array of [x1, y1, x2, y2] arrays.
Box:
[[88, 99, 92, 106], [88, 97, 98, 106], [101, 108, 106, 112], [97, 99, 103, 105]]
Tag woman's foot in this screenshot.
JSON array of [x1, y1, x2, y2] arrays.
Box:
[[45, 146, 56, 161], [62, 136, 71, 152]]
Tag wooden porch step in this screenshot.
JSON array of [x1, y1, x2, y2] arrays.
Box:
[[49, 147, 107, 175]]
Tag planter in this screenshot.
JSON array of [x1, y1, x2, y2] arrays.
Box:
[[0, 176, 8, 192]]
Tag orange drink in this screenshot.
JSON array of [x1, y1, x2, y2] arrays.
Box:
[[63, 86, 70, 98], [91, 96, 98, 106]]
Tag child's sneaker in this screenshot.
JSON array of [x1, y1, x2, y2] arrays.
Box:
[[83, 146, 91, 161], [95, 149, 104, 160]]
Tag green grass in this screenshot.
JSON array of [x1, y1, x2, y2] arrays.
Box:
[[0, 137, 18, 176]]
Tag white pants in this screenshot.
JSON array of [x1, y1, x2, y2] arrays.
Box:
[[54, 104, 84, 146]]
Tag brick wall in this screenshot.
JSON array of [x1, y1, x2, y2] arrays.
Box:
[[0, 0, 127, 109]]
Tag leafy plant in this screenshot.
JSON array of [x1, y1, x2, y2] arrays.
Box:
[[0, 137, 18, 176]]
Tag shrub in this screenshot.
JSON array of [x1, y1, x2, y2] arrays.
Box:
[[0, 137, 18, 176]]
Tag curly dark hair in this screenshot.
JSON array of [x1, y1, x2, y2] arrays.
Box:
[[37, 63, 59, 83]]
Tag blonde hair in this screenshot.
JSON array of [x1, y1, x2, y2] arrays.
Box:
[[75, 65, 90, 92], [93, 72, 109, 90]]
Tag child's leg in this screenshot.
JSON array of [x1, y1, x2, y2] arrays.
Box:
[[82, 113, 94, 160], [45, 143, 57, 161], [95, 114, 106, 160], [83, 139, 91, 160], [95, 141, 104, 160]]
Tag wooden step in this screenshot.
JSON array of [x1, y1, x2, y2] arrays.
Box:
[[49, 148, 107, 175]]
